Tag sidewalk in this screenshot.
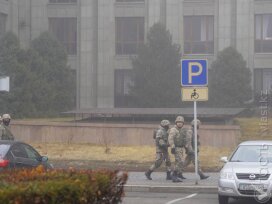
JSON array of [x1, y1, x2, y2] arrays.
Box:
[[124, 172, 219, 194]]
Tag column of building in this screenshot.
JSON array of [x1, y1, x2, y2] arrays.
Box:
[[78, 0, 98, 109]]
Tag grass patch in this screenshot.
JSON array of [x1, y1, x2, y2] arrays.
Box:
[[32, 143, 233, 171], [235, 117, 272, 142]]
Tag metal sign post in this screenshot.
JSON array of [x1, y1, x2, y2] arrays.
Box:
[[194, 100, 198, 185], [181, 59, 208, 185]]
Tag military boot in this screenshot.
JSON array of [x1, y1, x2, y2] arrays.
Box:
[[177, 172, 186, 179], [166, 171, 172, 180], [172, 171, 183, 183], [199, 171, 209, 180], [145, 170, 153, 180]]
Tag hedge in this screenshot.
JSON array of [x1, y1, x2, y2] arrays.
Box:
[[0, 166, 128, 204]]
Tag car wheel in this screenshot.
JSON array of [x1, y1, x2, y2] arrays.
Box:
[[265, 198, 272, 204], [218, 195, 228, 204]]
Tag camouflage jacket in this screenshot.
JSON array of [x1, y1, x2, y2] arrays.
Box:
[[155, 126, 169, 152], [0, 125, 14, 140], [168, 126, 193, 152]]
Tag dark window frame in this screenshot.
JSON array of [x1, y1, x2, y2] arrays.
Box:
[[115, 17, 144, 55], [0, 13, 7, 38], [254, 68, 272, 92], [114, 69, 133, 107], [184, 15, 214, 54], [255, 14, 272, 53], [48, 17, 77, 55]]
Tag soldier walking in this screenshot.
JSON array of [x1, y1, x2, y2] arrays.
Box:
[[145, 120, 172, 180], [0, 114, 14, 140], [168, 116, 194, 182], [184, 119, 209, 180]]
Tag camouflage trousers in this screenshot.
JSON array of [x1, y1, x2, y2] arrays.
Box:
[[183, 153, 204, 174], [173, 147, 184, 174], [150, 151, 171, 172]]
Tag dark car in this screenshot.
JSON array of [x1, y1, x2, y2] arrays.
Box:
[[0, 140, 53, 170]]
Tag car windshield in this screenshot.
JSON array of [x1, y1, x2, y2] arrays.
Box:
[[230, 145, 272, 162], [0, 144, 10, 158]]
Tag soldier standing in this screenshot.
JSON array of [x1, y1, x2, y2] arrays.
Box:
[[168, 116, 194, 182], [0, 114, 14, 140], [145, 120, 172, 180], [184, 119, 209, 180]]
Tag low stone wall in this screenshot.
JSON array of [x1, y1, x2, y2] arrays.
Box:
[[10, 121, 240, 148]]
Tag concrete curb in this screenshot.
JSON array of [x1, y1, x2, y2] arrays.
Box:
[[124, 185, 218, 194]]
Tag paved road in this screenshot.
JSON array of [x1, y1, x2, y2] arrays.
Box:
[[125, 172, 218, 193], [122, 192, 267, 204]]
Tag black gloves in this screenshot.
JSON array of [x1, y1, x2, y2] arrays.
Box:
[[171, 148, 176, 154], [160, 143, 167, 148]]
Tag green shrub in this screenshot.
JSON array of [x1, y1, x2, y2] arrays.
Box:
[[0, 166, 127, 204]]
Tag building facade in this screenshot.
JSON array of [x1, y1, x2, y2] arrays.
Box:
[[0, 0, 272, 109]]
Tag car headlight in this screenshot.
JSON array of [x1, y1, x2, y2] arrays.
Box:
[[220, 172, 235, 180]]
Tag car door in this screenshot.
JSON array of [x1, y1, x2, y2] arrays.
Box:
[[11, 143, 40, 168], [10, 144, 29, 168]]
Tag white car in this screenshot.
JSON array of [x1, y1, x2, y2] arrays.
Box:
[[218, 141, 272, 204]]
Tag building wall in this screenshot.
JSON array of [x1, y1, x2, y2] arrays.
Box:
[[2, 0, 272, 108], [77, 0, 97, 108], [96, 0, 115, 108]]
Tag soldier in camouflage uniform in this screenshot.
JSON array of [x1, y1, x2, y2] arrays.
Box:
[[145, 120, 172, 180], [168, 116, 194, 182], [0, 114, 14, 140], [183, 119, 209, 180]]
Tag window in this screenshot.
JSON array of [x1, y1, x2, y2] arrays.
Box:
[[0, 13, 7, 38], [49, 0, 77, 3], [49, 18, 77, 55], [184, 16, 214, 54], [116, 17, 144, 55], [255, 14, 272, 53], [116, 0, 144, 2], [11, 145, 28, 158], [114, 69, 133, 107], [254, 68, 272, 92], [23, 144, 41, 160]]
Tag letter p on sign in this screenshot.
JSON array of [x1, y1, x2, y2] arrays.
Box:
[[181, 59, 208, 86]]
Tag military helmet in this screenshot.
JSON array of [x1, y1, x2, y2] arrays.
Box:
[[175, 116, 184, 123], [191, 119, 201, 126], [2, 114, 11, 120], [160, 120, 170, 127]]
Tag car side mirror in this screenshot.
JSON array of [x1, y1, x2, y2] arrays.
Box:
[[37, 156, 48, 162], [220, 156, 228, 163], [41, 156, 48, 162]]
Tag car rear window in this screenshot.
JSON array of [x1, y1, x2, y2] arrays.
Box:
[[0, 144, 10, 158]]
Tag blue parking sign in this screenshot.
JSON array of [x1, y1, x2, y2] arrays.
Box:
[[181, 59, 208, 86]]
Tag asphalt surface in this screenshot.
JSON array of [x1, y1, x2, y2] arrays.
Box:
[[125, 172, 219, 193], [123, 192, 266, 204]]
